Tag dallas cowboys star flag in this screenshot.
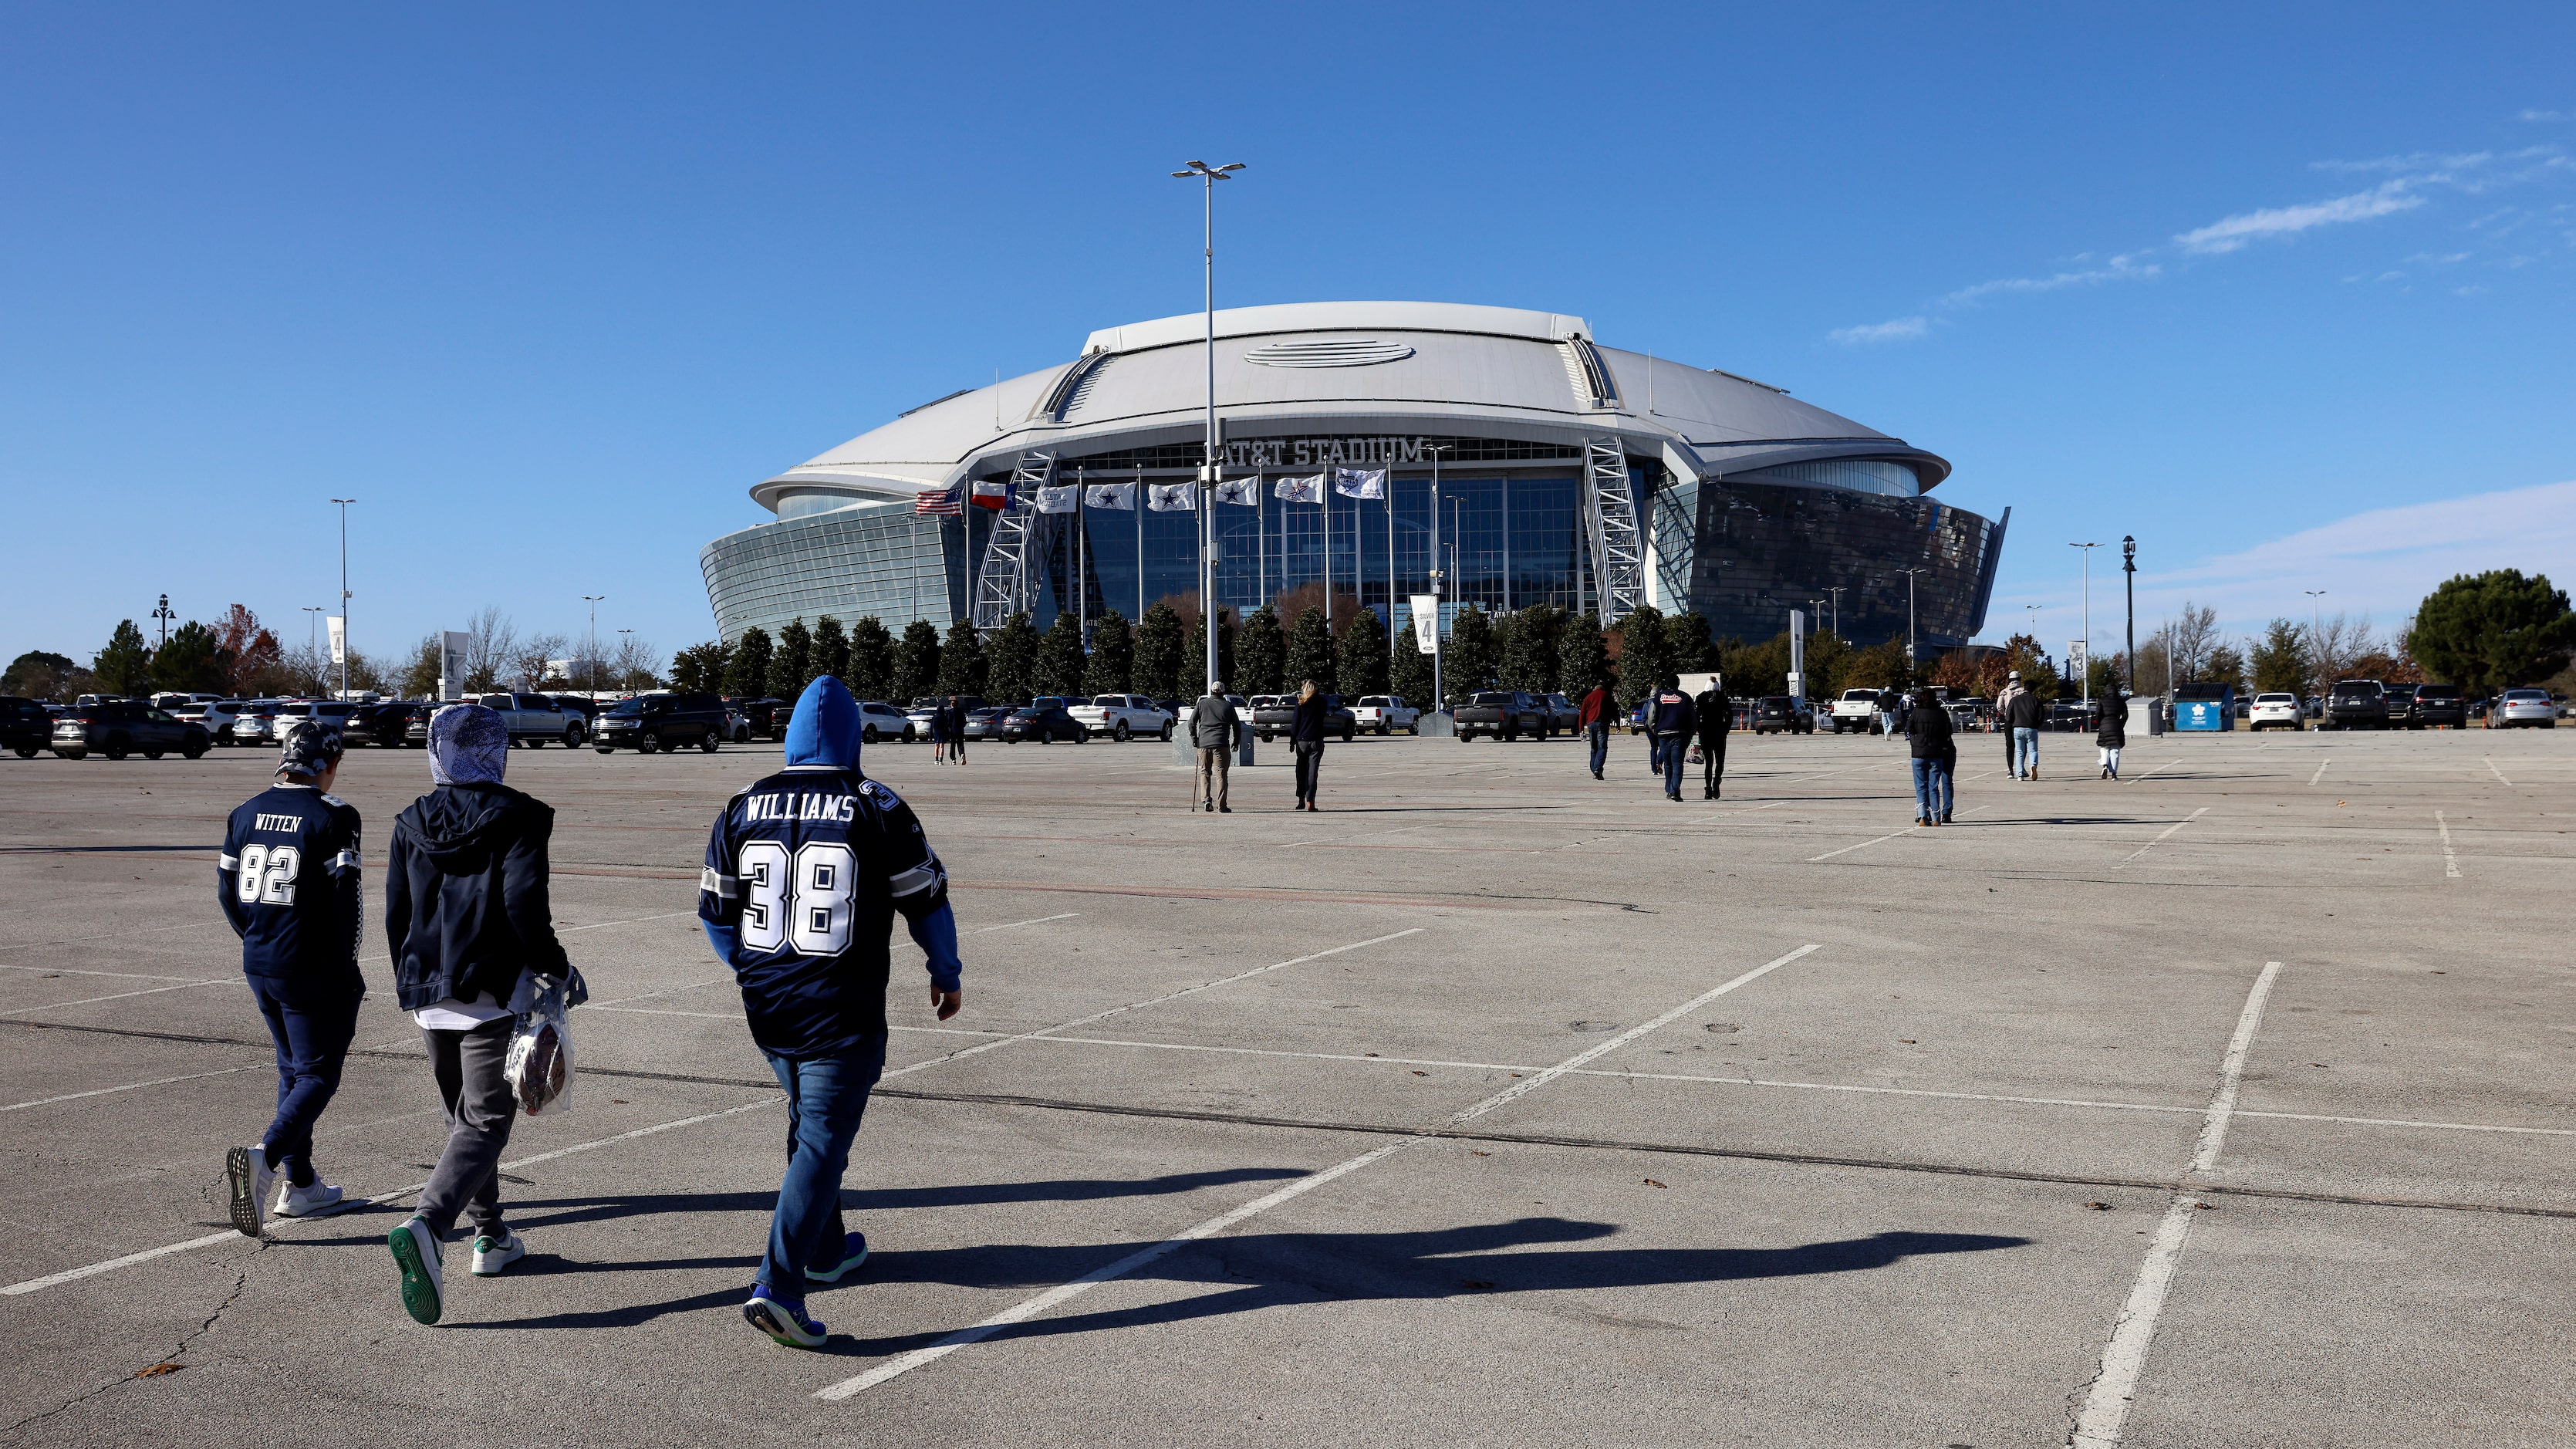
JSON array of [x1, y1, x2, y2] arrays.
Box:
[[1214, 475, 1259, 506], [1083, 482, 1136, 510], [1146, 483, 1197, 512]]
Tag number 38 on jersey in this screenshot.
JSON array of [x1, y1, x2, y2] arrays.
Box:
[[737, 841, 856, 954]]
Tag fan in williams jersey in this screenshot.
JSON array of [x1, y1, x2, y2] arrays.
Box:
[[699, 675, 963, 1349], [217, 722, 365, 1236]]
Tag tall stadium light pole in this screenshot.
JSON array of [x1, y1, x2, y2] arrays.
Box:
[[1901, 568, 1927, 683], [331, 498, 355, 698], [1425, 443, 1451, 710], [2122, 537, 2135, 695], [582, 596, 606, 694], [2070, 542, 2101, 705], [1173, 160, 1244, 694]]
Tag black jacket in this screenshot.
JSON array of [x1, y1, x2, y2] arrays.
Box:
[[1906, 698, 1956, 759], [2096, 692, 2129, 748], [1693, 689, 1730, 745], [386, 782, 572, 1012], [1289, 694, 1329, 746], [2004, 689, 2045, 730]]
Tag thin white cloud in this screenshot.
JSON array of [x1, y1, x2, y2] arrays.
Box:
[[2176, 180, 2426, 253], [1939, 254, 2159, 307], [1827, 316, 1929, 345], [2313, 150, 2493, 174], [2524, 109, 2568, 122]]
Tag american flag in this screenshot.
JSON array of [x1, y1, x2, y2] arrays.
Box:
[[915, 485, 962, 516]]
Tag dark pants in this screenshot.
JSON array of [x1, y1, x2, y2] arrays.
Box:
[[1293, 741, 1324, 803], [1700, 737, 1727, 798], [249, 978, 360, 1187], [761, 1033, 888, 1302], [1586, 723, 1609, 775], [417, 1015, 518, 1238], [1656, 735, 1685, 795]]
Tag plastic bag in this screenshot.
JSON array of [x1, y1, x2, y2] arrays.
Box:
[[505, 973, 576, 1116]]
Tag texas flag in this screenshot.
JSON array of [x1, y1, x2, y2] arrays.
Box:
[[971, 478, 1015, 511]]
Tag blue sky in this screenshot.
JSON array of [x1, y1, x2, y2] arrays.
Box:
[[5, 2, 2571, 675]]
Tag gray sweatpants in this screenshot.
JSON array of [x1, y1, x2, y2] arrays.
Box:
[[417, 1015, 518, 1238]]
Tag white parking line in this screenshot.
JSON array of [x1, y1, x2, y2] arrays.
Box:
[[2115, 807, 2208, 869], [2309, 757, 2331, 786], [0, 1063, 265, 1115], [974, 912, 1081, 934], [2131, 758, 2185, 782], [2436, 810, 2460, 879], [815, 943, 1822, 1400], [2068, 961, 2281, 1448], [0, 978, 231, 1018], [1806, 829, 1909, 863], [2483, 756, 2513, 786]]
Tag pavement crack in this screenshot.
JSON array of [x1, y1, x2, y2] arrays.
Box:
[[2, 1246, 261, 1436]]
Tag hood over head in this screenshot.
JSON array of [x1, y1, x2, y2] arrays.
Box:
[[784, 675, 862, 769], [428, 704, 509, 786]]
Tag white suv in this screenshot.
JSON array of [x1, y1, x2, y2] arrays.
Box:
[[2248, 693, 2303, 731]]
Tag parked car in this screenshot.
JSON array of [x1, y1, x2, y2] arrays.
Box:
[[471, 693, 586, 748], [2492, 687, 2557, 728], [592, 692, 728, 752], [342, 700, 417, 747], [1828, 688, 1882, 733], [151, 692, 224, 712], [1349, 694, 1422, 735], [2409, 684, 2466, 729], [2247, 692, 2304, 731], [1751, 696, 1815, 735], [2381, 684, 2419, 728], [2302, 696, 2324, 721], [1068, 694, 1176, 741], [2322, 680, 2389, 731], [170, 698, 248, 741], [1253, 694, 1359, 742], [1451, 691, 1547, 742], [857, 701, 917, 743], [1538, 693, 1582, 735], [52, 701, 211, 760], [2, 696, 52, 758], [998, 702, 1088, 743], [226, 699, 287, 745], [959, 706, 1011, 739], [724, 697, 791, 741], [1178, 694, 1253, 734], [549, 695, 605, 727]]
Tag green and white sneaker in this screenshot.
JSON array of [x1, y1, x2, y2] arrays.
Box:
[[743, 1292, 825, 1349], [805, 1231, 869, 1285], [390, 1217, 444, 1325], [225, 1147, 275, 1238], [471, 1231, 525, 1277]]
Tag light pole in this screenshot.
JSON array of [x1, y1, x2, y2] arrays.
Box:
[[1172, 158, 1244, 694], [617, 629, 634, 691], [301, 606, 327, 695], [582, 596, 606, 694], [1424, 444, 1451, 711], [2122, 536, 2135, 697], [2070, 542, 2101, 704], [1901, 568, 1927, 683], [1824, 586, 1845, 638], [2305, 589, 2328, 699], [152, 593, 174, 650], [330, 498, 355, 698]]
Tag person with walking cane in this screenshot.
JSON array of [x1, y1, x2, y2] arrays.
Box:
[[1191, 679, 1238, 813]]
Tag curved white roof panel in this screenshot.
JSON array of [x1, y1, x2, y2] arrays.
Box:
[[755, 302, 1948, 513]]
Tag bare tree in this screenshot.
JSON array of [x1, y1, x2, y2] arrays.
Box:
[[2310, 611, 2377, 693], [608, 633, 663, 691], [2164, 603, 2221, 681], [461, 607, 518, 692], [510, 632, 568, 691]]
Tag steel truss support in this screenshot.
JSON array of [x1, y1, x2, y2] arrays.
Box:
[[1581, 436, 1646, 626], [971, 452, 1056, 630]]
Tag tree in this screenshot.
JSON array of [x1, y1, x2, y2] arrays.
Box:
[[150, 622, 227, 694], [1448, 606, 1500, 694], [2, 650, 79, 700], [1337, 607, 1391, 696], [2086, 655, 2122, 696], [768, 618, 813, 699], [232, 628, 292, 697], [1133, 602, 1185, 701], [1285, 604, 1336, 694], [2250, 619, 2311, 695], [1236, 605, 1286, 695], [511, 632, 568, 691], [2307, 611, 2377, 694], [1800, 630, 1853, 699], [1558, 623, 1611, 697], [1083, 610, 1134, 696], [1391, 626, 1437, 708], [669, 640, 730, 694], [893, 620, 942, 702], [1717, 633, 1791, 697], [1182, 605, 1237, 695], [1607, 604, 1666, 707], [402, 636, 444, 697], [936, 619, 988, 697], [1997, 633, 2060, 701], [845, 616, 893, 700], [2409, 569, 2576, 694], [1663, 610, 1717, 675], [1035, 610, 1088, 698], [459, 607, 518, 693], [93, 620, 154, 697], [812, 616, 850, 690], [2163, 603, 2221, 682], [1501, 604, 1565, 693], [2202, 643, 2249, 694], [726, 627, 775, 698], [608, 634, 663, 691], [982, 613, 1040, 704]]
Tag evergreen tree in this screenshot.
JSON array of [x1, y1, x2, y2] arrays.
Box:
[[2203, 643, 2249, 694], [2409, 569, 2576, 692], [1181, 606, 1237, 694], [1663, 610, 1717, 674], [1133, 602, 1185, 700], [845, 616, 894, 700], [2250, 618, 2311, 695], [1336, 607, 1391, 697], [1285, 605, 1336, 694], [1558, 622, 1612, 697], [1082, 610, 1134, 695], [1390, 626, 1437, 709], [983, 613, 1040, 704], [1035, 610, 1088, 699], [1719, 633, 1794, 697], [934, 618, 986, 698], [812, 616, 850, 691], [150, 621, 227, 694], [725, 627, 774, 698], [1610, 604, 1668, 708], [1501, 603, 1565, 693], [1447, 606, 1498, 694], [893, 619, 942, 702], [1800, 630, 1852, 700], [670, 640, 731, 694], [768, 619, 813, 699], [2, 651, 78, 699], [93, 620, 154, 697], [1236, 605, 1286, 695]]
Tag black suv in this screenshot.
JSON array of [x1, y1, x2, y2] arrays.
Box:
[[2382, 684, 2418, 728], [593, 693, 728, 754], [3, 696, 52, 758], [51, 701, 211, 760], [1753, 697, 1815, 735], [2323, 680, 2388, 731], [2412, 683, 2466, 729], [343, 700, 416, 748], [724, 697, 790, 741]]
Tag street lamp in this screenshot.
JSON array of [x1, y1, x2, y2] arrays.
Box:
[[301, 606, 327, 694], [2305, 589, 2328, 699], [1423, 443, 1451, 711], [1172, 159, 1245, 694], [617, 629, 634, 691], [152, 593, 174, 650], [1824, 586, 1845, 638], [2122, 536, 2136, 697], [330, 498, 355, 699], [582, 596, 606, 694], [1900, 568, 1928, 682], [2070, 542, 2102, 705]]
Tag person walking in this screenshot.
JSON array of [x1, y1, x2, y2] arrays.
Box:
[[2001, 670, 2044, 779], [1289, 679, 1329, 811], [700, 677, 964, 1349], [1692, 674, 1731, 800], [927, 698, 949, 764], [1192, 680, 1238, 813], [943, 694, 968, 765], [1643, 675, 1697, 802], [2096, 686, 2129, 779], [218, 723, 365, 1236], [1577, 679, 1615, 781], [383, 703, 579, 1326], [1906, 688, 1956, 825]]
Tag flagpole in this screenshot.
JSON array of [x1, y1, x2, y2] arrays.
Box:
[[1075, 468, 1085, 647], [1257, 471, 1265, 613], [1324, 471, 1332, 630], [1135, 464, 1145, 622], [1385, 459, 1395, 652]]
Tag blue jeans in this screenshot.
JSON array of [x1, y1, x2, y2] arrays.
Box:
[[760, 1033, 888, 1301], [1910, 758, 1953, 819], [248, 978, 360, 1187], [1658, 736, 1686, 795], [2011, 728, 2040, 778], [1586, 724, 1609, 775]]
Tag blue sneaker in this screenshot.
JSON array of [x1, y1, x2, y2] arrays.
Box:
[[744, 1291, 825, 1349], [805, 1231, 869, 1285]]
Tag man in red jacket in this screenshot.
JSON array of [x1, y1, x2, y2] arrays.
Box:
[[1576, 681, 1615, 780]]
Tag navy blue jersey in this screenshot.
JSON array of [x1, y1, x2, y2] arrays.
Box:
[[699, 768, 950, 1059], [219, 782, 363, 994]]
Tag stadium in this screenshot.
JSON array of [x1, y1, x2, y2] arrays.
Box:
[[700, 301, 2006, 653]]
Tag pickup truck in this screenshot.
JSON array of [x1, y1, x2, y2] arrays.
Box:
[[1068, 694, 1175, 741], [1252, 694, 1357, 742], [472, 692, 587, 748], [1453, 690, 1549, 741], [1349, 694, 1420, 735], [1828, 688, 1882, 734]]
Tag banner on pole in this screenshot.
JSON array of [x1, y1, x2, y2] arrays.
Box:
[[1146, 484, 1197, 512], [1213, 476, 1259, 506], [1410, 594, 1441, 654], [327, 616, 346, 666], [1034, 485, 1079, 514], [1083, 482, 1136, 511], [1333, 467, 1386, 500], [1273, 475, 1323, 504], [439, 630, 469, 701]]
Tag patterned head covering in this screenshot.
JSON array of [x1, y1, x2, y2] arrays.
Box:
[[276, 721, 345, 779], [427, 703, 509, 786]]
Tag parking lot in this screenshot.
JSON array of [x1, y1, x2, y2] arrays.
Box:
[[2, 722, 2570, 1447]]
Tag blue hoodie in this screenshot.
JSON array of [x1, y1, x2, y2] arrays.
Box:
[[782, 674, 862, 770]]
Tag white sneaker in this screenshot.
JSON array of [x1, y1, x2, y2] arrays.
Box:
[[226, 1146, 276, 1238], [390, 1217, 445, 1325], [471, 1231, 525, 1277], [274, 1179, 347, 1218]]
